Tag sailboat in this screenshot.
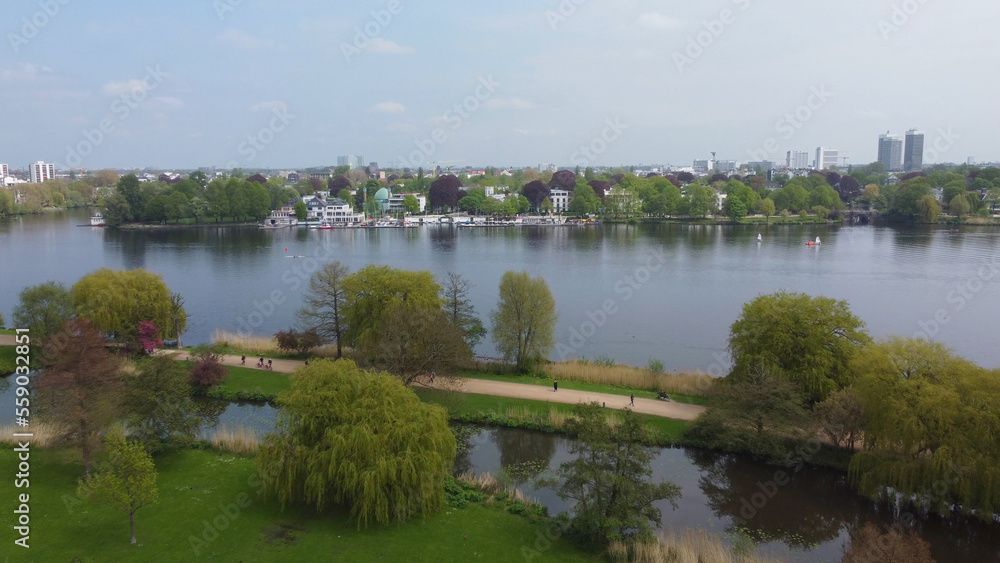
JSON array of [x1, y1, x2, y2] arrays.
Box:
[[816, 236, 821, 245], [757, 234, 762, 242]]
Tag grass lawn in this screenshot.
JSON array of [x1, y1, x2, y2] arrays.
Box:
[[1, 345, 17, 376], [0, 448, 597, 562], [463, 371, 709, 406], [212, 364, 293, 399], [415, 388, 689, 442], [0, 328, 15, 335]]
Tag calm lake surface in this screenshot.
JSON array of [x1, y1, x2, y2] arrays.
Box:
[[2, 209, 999, 370]]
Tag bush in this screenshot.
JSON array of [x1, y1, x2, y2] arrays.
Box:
[[189, 357, 227, 389], [647, 359, 664, 374], [811, 205, 829, 219], [274, 329, 322, 354]]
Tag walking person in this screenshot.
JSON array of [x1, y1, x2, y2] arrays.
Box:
[[630, 394, 634, 407], [553, 379, 558, 392], [267, 359, 272, 371], [241, 355, 246, 366]]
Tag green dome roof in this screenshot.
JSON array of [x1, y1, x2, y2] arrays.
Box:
[[375, 188, 390, 201]]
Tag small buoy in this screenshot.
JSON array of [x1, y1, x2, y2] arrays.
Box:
[[285, 248, 288, 252]]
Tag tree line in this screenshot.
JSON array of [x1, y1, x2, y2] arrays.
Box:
[[689, 291, 1000, 522]]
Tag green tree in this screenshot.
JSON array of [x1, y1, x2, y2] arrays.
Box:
[[861, 184, 880, 202], [341, 265, 441, 350], [116, 174, 145, 222], [949, 193, 971, 219], [756, 198, 776, 221], [358, 303, 471, 385], [491, 271, 557, 372], [915, 194, 942, 223], [72, 268, 183, 353], [684, 185, 715, 217], [688, 365, 811, 461], [123, 356, 199, 453], [12, 281, 75, 346], [724, 197, 748, 221], [255, 359, 455, 526], [728, 292, 871, 401], [850, 338, 1000, 519], [297, 261, 351, 358], [402, 194, 420, 214], [78, 431, 158, 545], [553, 403, 680, 546], [293, 200, 307, 221], [441, 272, 486, 347], [37, 318, 123, 475], [540, 197, 554, 214]]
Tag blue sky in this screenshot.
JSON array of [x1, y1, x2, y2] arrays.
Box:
[[2, 0, 998, 170]]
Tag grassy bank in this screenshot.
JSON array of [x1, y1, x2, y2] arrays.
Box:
[[416, 388, 689, 444], [0, 448, 596, 562], [0, 345, 16, 376]]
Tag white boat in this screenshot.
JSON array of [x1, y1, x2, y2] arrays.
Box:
[[90, 212, 105, 227], [816, 236, 821, 245], [757, 233, 762, 242]]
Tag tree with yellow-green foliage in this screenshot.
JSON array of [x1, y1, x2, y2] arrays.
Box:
[[78, 431, 158, 545], [727, 292, 871, 402], [341, 265, 441, 348], [71, 268, 185, 354], [255, 359, 455, 527], [491, 271, 557, 372], [849, 337, 1000, 519]]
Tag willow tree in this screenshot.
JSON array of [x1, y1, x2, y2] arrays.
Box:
[[71, 268, 184, 353], [341, 265, 442, 348], [849, 337, 1000, 519], [491, 271, 557, 372], [256, 359, 455, 527], [728, 292, 871, 401]]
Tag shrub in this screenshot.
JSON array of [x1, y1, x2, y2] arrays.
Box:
[[189, 357, 227, 389]]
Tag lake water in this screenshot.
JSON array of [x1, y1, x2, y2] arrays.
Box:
[[2, 209, 999, 371]]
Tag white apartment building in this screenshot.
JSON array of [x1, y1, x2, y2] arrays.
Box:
[[305, 196, 364, 224], [0, 164, 8, 179], [814, 148, 839, 171], [786, 151, 810, 169], [29, 161, 55, 183], [387, 193, 426, 214], [550, 189, 570, 212]]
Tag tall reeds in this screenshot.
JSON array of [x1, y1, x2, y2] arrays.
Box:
[[608, 529, 782, 563], [545, 361, 715, 396]]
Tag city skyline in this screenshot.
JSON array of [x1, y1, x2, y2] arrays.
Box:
[[1, 1, 998, 170]]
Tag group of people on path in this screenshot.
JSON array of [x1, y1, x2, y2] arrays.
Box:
[[241, 354, 272, 371]]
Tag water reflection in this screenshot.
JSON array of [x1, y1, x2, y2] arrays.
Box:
[[687, 449, 853, 547]]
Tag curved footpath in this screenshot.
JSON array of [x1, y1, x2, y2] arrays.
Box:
[[0, 334, 15, 346], [163, 350, 708, 421]]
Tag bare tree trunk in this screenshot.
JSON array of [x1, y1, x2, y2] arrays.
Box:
[[130, 511, 136, 544]]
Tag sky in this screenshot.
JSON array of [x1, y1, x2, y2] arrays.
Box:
[[2, 0, 999, 171]]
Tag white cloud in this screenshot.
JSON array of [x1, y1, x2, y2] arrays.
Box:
[[367, 38, 414, 54], [151, 96, 184, 109], [251, 101, 288, 112], [0, 62, 52, 83], [371, 101, 407, 114], [636, 12, 684, 30], [102, 78, 147, 96], [485, 97, 535, 111], [217, 29, 275, 51]]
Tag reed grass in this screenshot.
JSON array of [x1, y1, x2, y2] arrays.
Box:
[[457, 472, 539, 506], [208, 425, 262, 456], [608, 529, 783, 563], [0, 423, 66, 449], [546, 361, 715, 396], [211, 329, 280, 355]]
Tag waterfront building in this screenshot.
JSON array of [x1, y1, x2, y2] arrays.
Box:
[[814, 148, 839, 171]]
